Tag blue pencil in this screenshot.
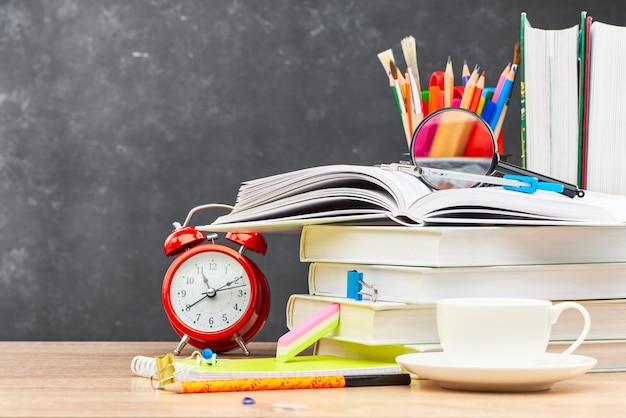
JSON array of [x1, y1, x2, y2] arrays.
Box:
[[489, 64, 517, 129]]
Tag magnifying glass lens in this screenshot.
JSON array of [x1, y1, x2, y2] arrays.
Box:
[[410, 109, 496, 189]]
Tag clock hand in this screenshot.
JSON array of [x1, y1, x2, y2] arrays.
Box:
[[185, 278, 245, 309], [201, 271, 212, 291], [214, 276, 243, 292], [186, 293, 210, 309], [214, 284, 246, 293]]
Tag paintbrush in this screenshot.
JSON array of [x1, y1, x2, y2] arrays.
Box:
[[400, 36, 423, 125], [389, 60, 412, 147], [377, 48, 405, 85]]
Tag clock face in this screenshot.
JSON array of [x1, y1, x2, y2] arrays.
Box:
[[167, 251, 253, 333]]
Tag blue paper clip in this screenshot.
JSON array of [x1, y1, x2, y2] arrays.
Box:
[[346, 270, 378, 302], [502, 174, 565, 194]]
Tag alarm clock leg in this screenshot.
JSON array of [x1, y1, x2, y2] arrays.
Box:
[[233, 333, 250, 356], [173, 334, 190, 355]]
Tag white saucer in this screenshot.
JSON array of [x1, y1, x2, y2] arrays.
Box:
[[396, 352, 597, 392]]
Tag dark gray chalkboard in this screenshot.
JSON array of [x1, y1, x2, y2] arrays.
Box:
[[0, 0, 622, 346]]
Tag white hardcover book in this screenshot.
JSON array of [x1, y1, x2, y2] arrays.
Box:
[[308, 262, 626, 303], [299, 224, 626, 267]]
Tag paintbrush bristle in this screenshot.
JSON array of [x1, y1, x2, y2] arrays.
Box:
[[377, 48, 396, 75], [513, 41, 521, 66], [389, 60, 400, 80], [400, 36, 417, 68]]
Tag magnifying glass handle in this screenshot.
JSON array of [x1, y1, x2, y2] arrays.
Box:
[[496, 161, 584, 198], [381, 162, 553, 192]]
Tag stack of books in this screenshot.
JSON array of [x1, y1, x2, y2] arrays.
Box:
[[206, 164, 626, 372], [293, 224, 626, 372]]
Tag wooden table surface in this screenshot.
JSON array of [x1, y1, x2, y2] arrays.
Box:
[[0, 341, 624, 417]]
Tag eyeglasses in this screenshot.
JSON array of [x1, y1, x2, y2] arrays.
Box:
[[382, 108, 584, 198]]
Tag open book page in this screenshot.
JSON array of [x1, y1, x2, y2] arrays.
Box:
[[403, 187, 626, 225], [214, 165, 432, 224]]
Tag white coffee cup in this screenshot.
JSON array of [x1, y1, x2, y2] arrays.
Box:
[[436, 298, 591, 367]]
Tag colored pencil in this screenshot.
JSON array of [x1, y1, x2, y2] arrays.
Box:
[[469, 71, 485, 112], [444, 56, 454, 108], [461, 60, 471, 86], [493, 42, 521, 145], [460, 65, 479, 109]]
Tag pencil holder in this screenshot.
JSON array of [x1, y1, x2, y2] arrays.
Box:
[[419, 86, 505, 155]]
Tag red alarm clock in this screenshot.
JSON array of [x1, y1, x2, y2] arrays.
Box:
[[161, 205, 270, 355]]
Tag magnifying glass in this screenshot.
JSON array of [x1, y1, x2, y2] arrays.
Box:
[[399, 108, 584, 198]]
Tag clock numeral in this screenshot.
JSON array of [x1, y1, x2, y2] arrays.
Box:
[[208, 261, 218, 271], [184, 304, 191, 312], [195, 313, 201, 323], [195, 265, 203, 274], [179, 290, 186, 297], [222, 314, 228, 323], [185, 276, 195, 285], [238, 289, 245, 297]]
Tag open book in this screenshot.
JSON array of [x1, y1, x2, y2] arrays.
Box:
[[205, 164, 626, 232]]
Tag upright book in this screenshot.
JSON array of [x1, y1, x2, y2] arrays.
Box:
[[521, 11, 626, 195], [585, 18, 626, 195], [299, 224, 626, 267], [520, 11, 582, 186], [307, 261, 626, 303], [205, 165, 626, 233]]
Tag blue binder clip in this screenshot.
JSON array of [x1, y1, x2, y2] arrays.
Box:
[[502, 174, 565, 194], [346, 270, 378, 302]]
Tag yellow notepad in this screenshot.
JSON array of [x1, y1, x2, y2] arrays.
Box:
[[131, 355, 402, 381]]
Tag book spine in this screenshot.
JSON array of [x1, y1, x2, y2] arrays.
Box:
[[577, 10, 587, 187], [520, 12, 528, 168]]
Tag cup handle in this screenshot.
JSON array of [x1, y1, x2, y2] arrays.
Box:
[[551, 301, 591, 358]]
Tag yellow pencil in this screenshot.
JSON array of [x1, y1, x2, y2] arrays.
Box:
[[444, 56, 454, 108], [162, 374, 412, 393]]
